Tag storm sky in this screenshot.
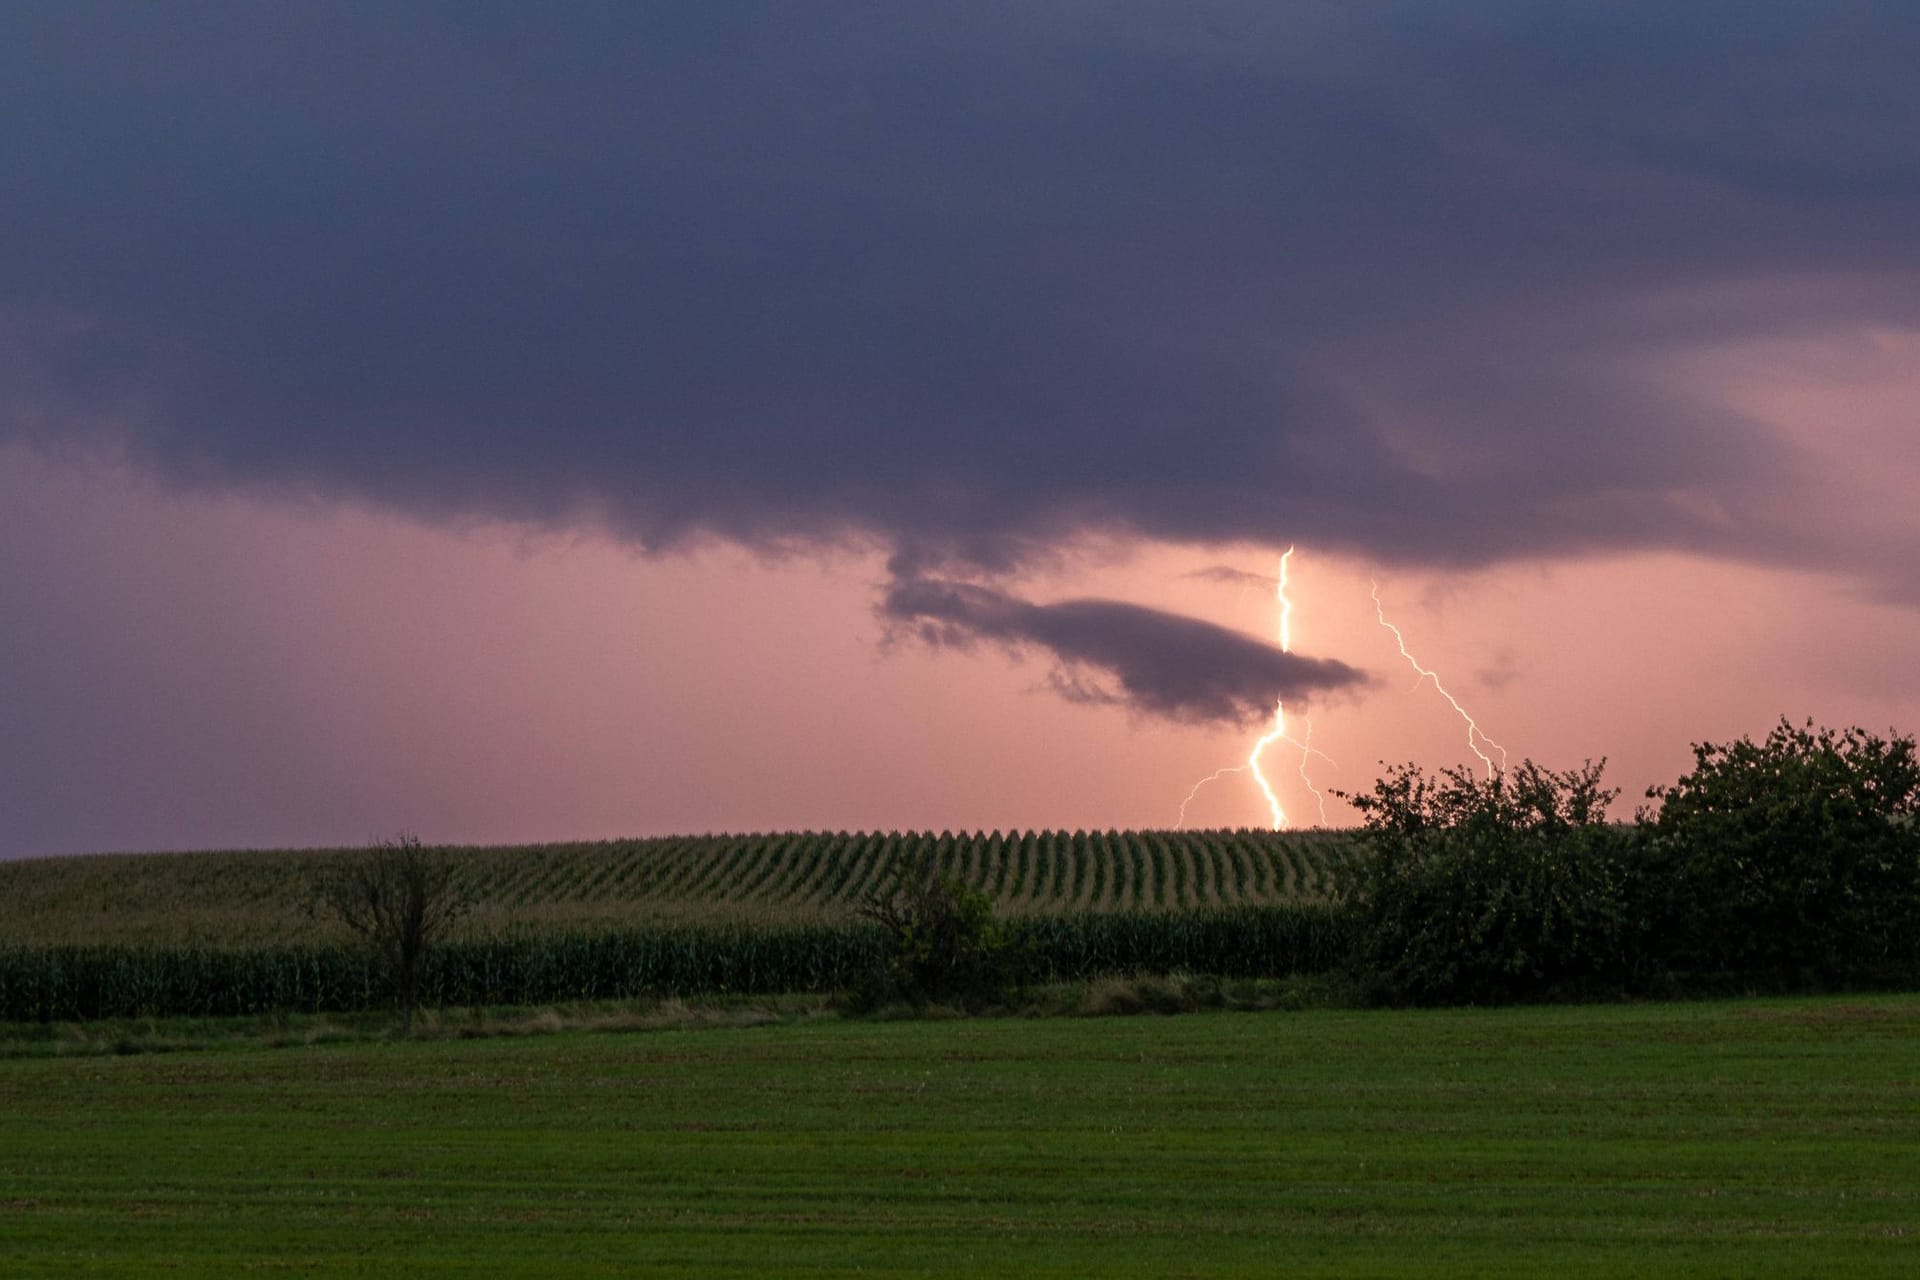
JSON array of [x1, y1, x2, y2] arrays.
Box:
[[5, 3, 1919, 856]]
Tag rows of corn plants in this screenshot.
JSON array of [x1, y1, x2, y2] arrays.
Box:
[[0, 904, 1347, 1022], [1, 830, 1362, 947]]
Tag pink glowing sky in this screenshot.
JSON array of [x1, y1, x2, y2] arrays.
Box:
[[6, 320, 1916, 856], [5, 8, 1920, 857]]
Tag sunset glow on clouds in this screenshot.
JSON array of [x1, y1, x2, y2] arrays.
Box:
[[4, 5, 1919, 856]]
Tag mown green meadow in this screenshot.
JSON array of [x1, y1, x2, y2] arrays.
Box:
[[3, 994, 1916, 1277]]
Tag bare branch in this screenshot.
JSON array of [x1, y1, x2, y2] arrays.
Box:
[[313, 833, 466, 1033]]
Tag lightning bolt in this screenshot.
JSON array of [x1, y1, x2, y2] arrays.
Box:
[[1177, 763, 1249, 827], [1296, 714, 1331, 827], [1245, 710, 1290, 830], [1180, 546, 1336, 831], [1370, 577, 1508, 778], [1242, 547, 1298, 830]]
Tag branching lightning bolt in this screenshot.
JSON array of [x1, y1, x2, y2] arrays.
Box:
[[1295, 714, 1332, 826], [1179, 546, 1336, 830], [1176, 763, 1250, 826], [1370, 578, 1508, 778]]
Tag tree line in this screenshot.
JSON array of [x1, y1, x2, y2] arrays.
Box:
[[1336, 720, 1920, 1004]]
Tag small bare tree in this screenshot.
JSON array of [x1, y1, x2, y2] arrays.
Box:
[[315, 833, 465, 1033]]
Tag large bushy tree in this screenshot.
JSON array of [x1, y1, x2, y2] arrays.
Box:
[[1336, 760, 1641, 1004], [1639, 720, 1920, 987]]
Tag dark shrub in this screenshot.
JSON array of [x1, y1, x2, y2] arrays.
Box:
[[1639, 720, 1920, 988], [1337, 760, 1641, 1005], [855, 852, 1031, 1008]]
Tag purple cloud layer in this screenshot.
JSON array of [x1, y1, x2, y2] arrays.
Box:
[[5, 2, 1920, 734]]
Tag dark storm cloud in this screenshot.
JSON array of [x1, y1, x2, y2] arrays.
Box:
[[1186, 566, 1279, 592], [5, 2, 1920, 594], [881, 577, 1368, 726]]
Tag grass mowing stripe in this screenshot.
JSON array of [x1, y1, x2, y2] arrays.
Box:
[[2, 996, 1916, 1276]]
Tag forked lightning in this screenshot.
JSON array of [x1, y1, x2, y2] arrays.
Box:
[[1179, 546, 1334, 830], [1369, 578, 1508, 778]]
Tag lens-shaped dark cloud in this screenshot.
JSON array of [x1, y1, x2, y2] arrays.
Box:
[[881, 576, 1369, 726], [3, 3, 1919, 599], [1185, 566, 1280, 593]]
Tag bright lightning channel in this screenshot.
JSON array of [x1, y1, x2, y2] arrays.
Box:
[[1243, 547, 1297, 830], [1369, 578, 1508, 778], [1178, 546, 1335, 831]]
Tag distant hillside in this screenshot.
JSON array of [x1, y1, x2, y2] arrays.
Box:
[[0, 828, 1360, 948]]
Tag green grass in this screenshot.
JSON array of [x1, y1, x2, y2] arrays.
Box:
[[2, 994, 1916, 1276]]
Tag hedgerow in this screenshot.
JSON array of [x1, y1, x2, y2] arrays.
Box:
[[1335, 760, 1641, 1005], [1335, 722, 1920, 1004], [1638, 720, 1920, 988]]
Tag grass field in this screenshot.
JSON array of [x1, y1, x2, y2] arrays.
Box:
[[0, 829, 1359, 947], [2, 994, 1916, 1277]]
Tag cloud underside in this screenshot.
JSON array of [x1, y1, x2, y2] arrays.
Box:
[[4, 5, 1920, 611], [882, 577, 1368, 727]]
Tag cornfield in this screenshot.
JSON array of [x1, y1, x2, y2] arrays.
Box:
[[0, 830, 1361, 1020], [0, 829, 1362, 947], [0, 905, 1347, 1022]]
